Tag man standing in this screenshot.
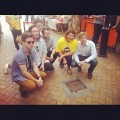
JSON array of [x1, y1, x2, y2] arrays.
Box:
[[71, 32, 98, 79], [6, 15, 22, 50], [92, 15, 105, 46]]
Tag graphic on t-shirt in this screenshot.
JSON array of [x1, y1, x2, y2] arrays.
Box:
[[63, 46, 71, 53]]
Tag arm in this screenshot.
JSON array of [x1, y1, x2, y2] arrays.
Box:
[[5, 16, 11, 25], [40, 41, 47, 71], [113, 16, 120, 28], [50, 48, 56, 58], [19, 64, 38, 83], [16, 35, 22, 44], [50, 39, 56, 57], [33, 62, 41, 78], [73, 49, 80, 64], [85, 43, 97, 63]]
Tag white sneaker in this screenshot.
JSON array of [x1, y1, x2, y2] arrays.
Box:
[[3, 63, 9, 74]]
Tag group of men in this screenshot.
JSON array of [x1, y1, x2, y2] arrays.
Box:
[[4, 15, 98, 98]]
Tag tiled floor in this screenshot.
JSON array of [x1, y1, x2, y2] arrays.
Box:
[[0, 15, 120, 105]]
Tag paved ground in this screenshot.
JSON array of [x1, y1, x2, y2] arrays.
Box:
[[0, 15, 120, 105]]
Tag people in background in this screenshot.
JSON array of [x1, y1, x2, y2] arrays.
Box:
[[11, 32, 47, 98], [33, 19, 43, 37], [5, 15, 22, 50], [92, 15, 106, 46], [42, 26, 58, 64], [56, 29, 78, 75], [71, 32, 98, 79]]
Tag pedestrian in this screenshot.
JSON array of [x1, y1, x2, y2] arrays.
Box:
[[5, 15, 22, 50]]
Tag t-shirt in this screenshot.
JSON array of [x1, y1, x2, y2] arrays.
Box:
[[11, 46, 34, 82], [6, 15, 21, 30], [56, 37, 78, 53], [31, 38, 47, 66], [42, 36, 56, 52]]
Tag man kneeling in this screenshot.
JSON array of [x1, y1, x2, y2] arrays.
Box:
[[11, 32, 47, 98], [71, 32, 98, 79]]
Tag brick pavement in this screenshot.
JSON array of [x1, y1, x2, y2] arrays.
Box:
[[0, 16, 120, 105]]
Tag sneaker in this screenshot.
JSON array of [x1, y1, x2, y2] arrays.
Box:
[[3, 63, 9, 74], [19, 90, 29, 98]]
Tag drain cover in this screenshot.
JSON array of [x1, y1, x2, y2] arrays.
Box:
[[60, 77, 95, 99], [65, 79, 87, 93]]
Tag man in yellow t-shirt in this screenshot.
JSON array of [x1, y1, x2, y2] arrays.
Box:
[[56, 29, 78, 75], [6, 15, 22, 50]]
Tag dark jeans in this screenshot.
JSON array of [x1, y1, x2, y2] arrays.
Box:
[[11, 29, 22, 50], [92, 23, 103, 45], [47, 51, 58, 64], [38, 62, 54, 72], [71, 55, 98, 73], [60, 55, 72, 68]]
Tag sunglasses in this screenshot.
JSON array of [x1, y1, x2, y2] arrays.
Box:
[[27, 41, 34, 44]]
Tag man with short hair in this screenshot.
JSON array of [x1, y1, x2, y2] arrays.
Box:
[[42, 26, 58, 64], [12, 32, 47, 98], [71, 32, 98, 79]]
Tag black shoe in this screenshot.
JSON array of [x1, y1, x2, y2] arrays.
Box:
[[88, 73, 92, 79], [19, 90, 29, 98], [77, 67, 81, 72], [59, 63, 64, 68]]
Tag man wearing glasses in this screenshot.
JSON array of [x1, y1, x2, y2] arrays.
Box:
[[12, 32, 47, 98]]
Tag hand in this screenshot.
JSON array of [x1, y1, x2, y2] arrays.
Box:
[[78, 60, 86, 67], [58, 56, 63, 62], [63, 58, 67, 65], [49, 55, 54, 62], [112, 26, 116, 28], [36, 78, 43, 87], [39, 64, 45, 72]]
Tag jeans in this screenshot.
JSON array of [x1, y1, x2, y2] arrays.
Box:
[[71, 55, 98, 73], [92, 23, 103, 45], [11, 29, 22, 50], [47, 51, 58, 64], [60, 55, 72, 68], [38, 62, 54, 71]]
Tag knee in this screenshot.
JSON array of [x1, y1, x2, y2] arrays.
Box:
[[28, 83, 37, 91], [40, 71, 47, 78], [91, 60, 98, 67], [71, 60, 76, 68]]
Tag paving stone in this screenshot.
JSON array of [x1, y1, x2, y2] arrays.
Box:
[[0, 15, 120, 105]]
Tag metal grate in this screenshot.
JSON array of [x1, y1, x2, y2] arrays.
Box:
[[65, 79, 87, 93], [60, 77, 95, 99]]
